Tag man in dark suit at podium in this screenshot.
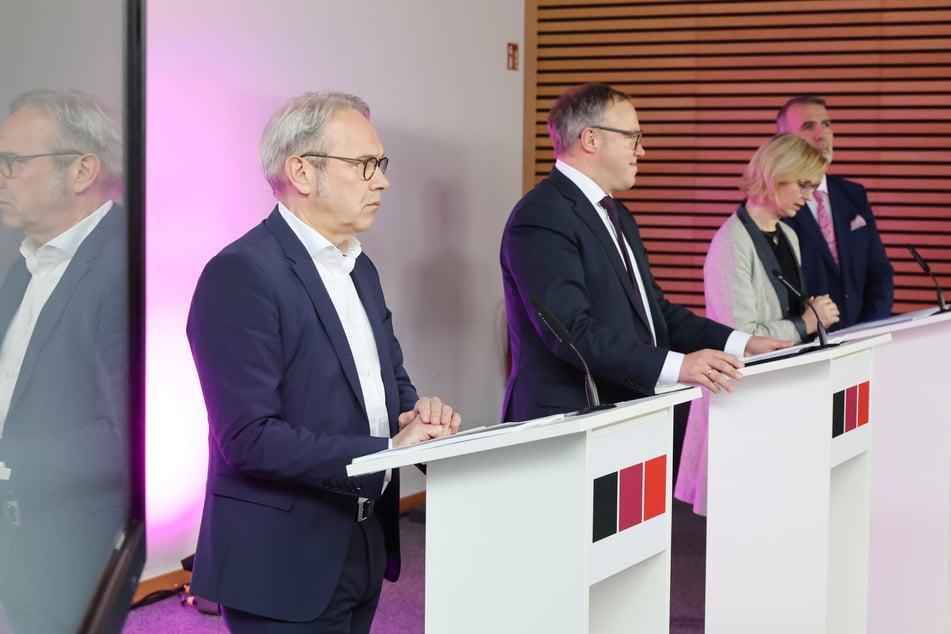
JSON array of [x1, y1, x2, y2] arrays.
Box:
[[187, 91, 461, 633], [500, 83, 790, 423], [776, 95, 894, 329], [0, 89, 128, 633]]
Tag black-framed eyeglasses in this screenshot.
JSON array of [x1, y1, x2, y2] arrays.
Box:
[[0, 151, 83, 179], [796, 180, 819, 195], [588, 125, 642, 150], [300, 154, 389, 181]]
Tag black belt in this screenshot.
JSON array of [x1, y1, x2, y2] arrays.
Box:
[[343, 498, 375, 523], [313, 488, 376, 523]]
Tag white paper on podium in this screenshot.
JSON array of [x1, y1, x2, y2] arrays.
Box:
[[737, 308, 938, 366], [350, 413, 567, 464], [741, 340, 821, 365], [830, 307, 938, 340], [349, 390, 702, 478]]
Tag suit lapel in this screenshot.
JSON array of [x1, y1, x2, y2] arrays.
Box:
[[0, 260, 30, 342], [613, 200, 668, 345], [549, 169, 653, 333], [351, 260, 399, 425], [737, 205, 791, 313], [264, 209, 367, 419], [9, 207, 123, 413]]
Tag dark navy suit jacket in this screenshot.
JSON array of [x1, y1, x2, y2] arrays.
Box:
[[783, 174, 894, 329], [500, 167, 732, 423], [186, 208, 418, 622], [0, 206, 128, 629]]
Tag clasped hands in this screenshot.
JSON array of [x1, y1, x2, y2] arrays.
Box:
[[804, 294, 840, 333], [392, 396, 462, 447]]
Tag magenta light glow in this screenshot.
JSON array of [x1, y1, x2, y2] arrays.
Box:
[[145, 34, 276, 574]]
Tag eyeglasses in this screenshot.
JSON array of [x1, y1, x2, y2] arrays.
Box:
[[300, 154, 389, 181], [796, 180, 819, 195], [0, 151, 82, 179], [588, 125, 642, 150]]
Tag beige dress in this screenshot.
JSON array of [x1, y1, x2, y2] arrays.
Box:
[[674, 206, 806, 515]]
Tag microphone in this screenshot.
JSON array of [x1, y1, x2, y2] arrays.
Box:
[[907, 245, 949, 313], [772, 270, 832, 347], [530, 296, 614, 413]]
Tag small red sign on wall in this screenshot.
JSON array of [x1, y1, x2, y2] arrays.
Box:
[[507, 43, 519, 70]]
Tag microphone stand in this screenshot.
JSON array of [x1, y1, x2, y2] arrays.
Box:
[[907, 245, 949, 314], [530, 297, 615, 414], [772, 270, 833, 347]]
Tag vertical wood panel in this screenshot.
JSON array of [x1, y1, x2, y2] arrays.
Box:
[[525, 0, 951, 316]]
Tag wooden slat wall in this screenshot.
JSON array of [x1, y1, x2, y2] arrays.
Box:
[[524, 0, 951, 315]]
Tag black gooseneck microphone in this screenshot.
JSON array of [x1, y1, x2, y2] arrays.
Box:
[[530, 296, 615, 414], [772, 270, 832, 347], [907, 245, 949, 313]]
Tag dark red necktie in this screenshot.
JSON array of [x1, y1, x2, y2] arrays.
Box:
[[601, 196, 654, 344]]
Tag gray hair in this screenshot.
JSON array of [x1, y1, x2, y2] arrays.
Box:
[[776, 95, 828, 132], [259, 91, 371, 197], [11, 89, 123, 193], [547, 83, 630, 158]]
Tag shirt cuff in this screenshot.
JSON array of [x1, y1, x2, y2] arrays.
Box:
[[657, 350, 685, 387], [725, 330, 751, 358]]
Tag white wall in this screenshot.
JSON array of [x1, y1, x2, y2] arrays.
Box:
[[0, 0, 124, 280], [145, 1, 524, 579]]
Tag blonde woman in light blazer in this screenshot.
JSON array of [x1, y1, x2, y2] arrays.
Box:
[[675, 133, 840, 516]]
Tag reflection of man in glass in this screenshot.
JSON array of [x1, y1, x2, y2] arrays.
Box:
[[0, 89, 127, 633]]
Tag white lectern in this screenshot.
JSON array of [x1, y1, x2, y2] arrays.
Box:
[[705, 334, 889, 634], [348, 389, 700, 634], [832, 309, 951, 634]]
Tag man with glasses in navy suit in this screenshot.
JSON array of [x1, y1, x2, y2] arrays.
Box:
[[500, 83, 790, 424], [0, 89, 128, 633], [187, 91, 461, 633]]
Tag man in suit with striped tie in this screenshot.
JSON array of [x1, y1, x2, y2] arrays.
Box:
[[776, 95, 894, 329], [500, 82, 790, 424]]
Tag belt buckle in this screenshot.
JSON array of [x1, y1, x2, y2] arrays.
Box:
[[356, 499, 374, 523]]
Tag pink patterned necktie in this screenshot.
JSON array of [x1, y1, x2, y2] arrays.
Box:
[[815, 190, 839, 266]]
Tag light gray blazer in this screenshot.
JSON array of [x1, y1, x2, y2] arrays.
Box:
[[704, 205, 808, 342]]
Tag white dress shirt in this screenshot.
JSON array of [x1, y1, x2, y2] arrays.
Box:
[[554, 161, 748, 386], [278, 204, 392, 489], [0, 201, 113, 436]]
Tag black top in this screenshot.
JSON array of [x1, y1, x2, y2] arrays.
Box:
[[762, 228, 804, 317]]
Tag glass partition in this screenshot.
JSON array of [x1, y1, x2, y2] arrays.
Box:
[[0, 1, 145, 632]]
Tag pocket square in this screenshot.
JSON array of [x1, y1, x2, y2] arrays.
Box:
[[850, 215, 867, 231]]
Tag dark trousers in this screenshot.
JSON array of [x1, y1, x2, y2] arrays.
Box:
[[222, 515, 387, 634], [672, 401, 690, 489]]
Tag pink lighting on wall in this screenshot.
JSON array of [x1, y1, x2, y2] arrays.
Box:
[[145, 36, 275, 573]]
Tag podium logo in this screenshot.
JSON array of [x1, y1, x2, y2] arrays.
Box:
[[592, 455, 666, 543], [832, 381, 870, 438]]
